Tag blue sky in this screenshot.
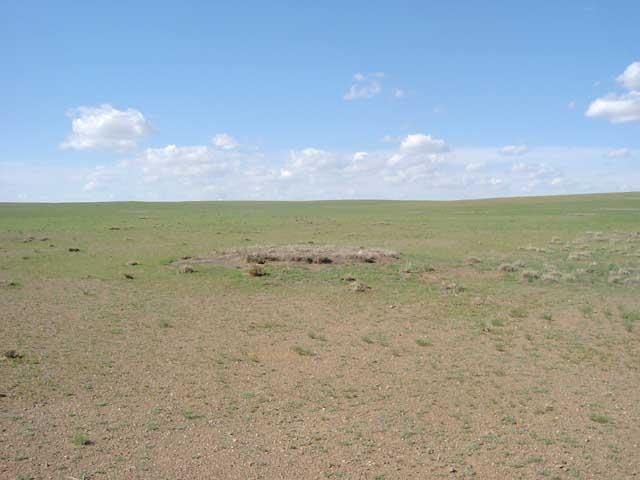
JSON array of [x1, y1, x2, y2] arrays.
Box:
[[1, 0, 639, 201]]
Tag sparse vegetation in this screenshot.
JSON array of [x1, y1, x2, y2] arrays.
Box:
[[1, 195, 639, 479], [292, 346, 315, 357], [72, 433, 92, 446]]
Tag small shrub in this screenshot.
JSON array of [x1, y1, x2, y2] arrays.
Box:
[[622, 310, 640, 332], [589, 413, 610, 424], [308, 332, 327, 342], [491, 318, 505, 327], [416, 338, 433, 347], [292, 346, 315, 356], [183, 410, 203, 420], [247, 264, 266, 277], [72, 433, 92, 446], [501, 415, 516, 425]]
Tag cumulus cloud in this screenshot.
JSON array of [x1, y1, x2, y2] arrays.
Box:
[[385, 134, 450, 184], [606, 148, 631, 158], [61, 104, 151, 151], [212, 133, 239, 150], [344, 72, 384, 101], [288, 148, 341, 172], [62, 129, 635, 202], [499, 144, 529, 156], [400, 134, 449, 153], [586, 61, 640, 124], [586, 91, 640, 123], [393, 88, 406, 99], [137, 144, 234, 179], [617, 61, 640, 91]]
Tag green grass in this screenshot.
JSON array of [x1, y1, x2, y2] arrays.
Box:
[[2, 193, 639, 479], [589, 413, 611, 424], [622, 310, 640, 332], [71, 433, 92, 446], [292, 346, 315, 357]]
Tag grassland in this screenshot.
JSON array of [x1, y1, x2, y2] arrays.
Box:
[[1, 193, 639, 479]]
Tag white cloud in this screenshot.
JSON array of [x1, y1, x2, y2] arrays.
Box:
[[61, 104, 150, 151], [511, 161, 556, 178], [606, 148, 631, 158], [549, 177, 563, 186], [499, 144, 529, 156], [386, 134, 449, 180], [400, 134, 449, 153], [465, 162, 485, 172], [212, 133, 239, 150], [343, 72, 384, 101], [393, 88, 406, 99], [568, 100, 576, 110], [586, 91, 640, 123], [353, 151, 369, 161], [617, 61, 640, 91], [586, 61, 640, 124], [288, 148, 340, 172], [137, 144, 233, 179]]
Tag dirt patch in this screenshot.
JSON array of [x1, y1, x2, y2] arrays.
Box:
[[171, 244, 400, 269]]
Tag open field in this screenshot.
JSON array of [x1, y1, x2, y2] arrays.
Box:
[[1, 193, 640, 479]]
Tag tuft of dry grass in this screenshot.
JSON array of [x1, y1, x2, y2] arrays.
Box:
[[247, 264, 266, 277]]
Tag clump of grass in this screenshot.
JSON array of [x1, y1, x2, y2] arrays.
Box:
[[509, 307, 528, 319], [308, 332, 327, 342], [72, 433, 92, 446], [441, 282, 464, 295], [361, 332, 390, 346], [415, 338, 432, 347], [589, 413, 610, 424], [3, 349, 22, 359], [521, 270, 540, 282], [292, 346, 315, 357], [350, 281, 370, 292], [580, 305, 594, 316], [159, 319, 171, 328], [622, 310, 640, 332], [464, 256, 482, 265], [178, 265, 195, 274], [247, 264, 266, 277], [501, 415, 517, 425], [183, 410, 203, 420], [491, 318, 505, 327], [542, 312, 553, 321]]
